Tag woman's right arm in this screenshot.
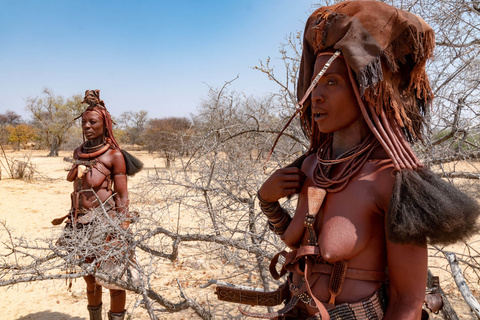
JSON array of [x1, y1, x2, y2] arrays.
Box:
[[66, 151, 78, 182], [258, 166, 306, 237], [258, 167, 306, 202]]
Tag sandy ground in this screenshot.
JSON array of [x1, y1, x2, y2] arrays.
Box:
[[0, 149, 478, 319], [0, 150, 204, 320]]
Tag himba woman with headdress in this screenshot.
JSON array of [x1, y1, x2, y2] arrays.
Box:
[[216, 1, 479, 319], [54, 90, 142, 320]]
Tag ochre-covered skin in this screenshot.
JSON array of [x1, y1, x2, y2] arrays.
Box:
[[288, 157, 392, 305], [67, 144, 129, 219], [66, 93, 128, 314], [259, 57, 427, 319], [67, 110, 129, 223]]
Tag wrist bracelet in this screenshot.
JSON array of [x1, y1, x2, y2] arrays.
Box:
[[258, 191, 291, 235]]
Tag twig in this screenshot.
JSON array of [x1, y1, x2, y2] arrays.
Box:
[[176, 279, 214, 320], [0, 144, 14, 177], [0, 221, 18, 266], [135, 226, 274, 259], [0, 271, 88, 287]]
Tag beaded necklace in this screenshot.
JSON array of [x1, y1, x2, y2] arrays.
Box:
[[313, 134, 379, 193], [76, 141, 110, 159]]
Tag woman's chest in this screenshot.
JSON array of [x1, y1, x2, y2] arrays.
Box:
[[81, 156, 112, 189], [297, 175, 386, 263]]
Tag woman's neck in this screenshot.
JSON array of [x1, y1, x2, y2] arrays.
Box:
[[332, 118, 370, 158], [86, 136, 104, 148]]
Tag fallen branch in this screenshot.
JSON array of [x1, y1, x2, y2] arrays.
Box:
[[136, 226, 274, 259], [439, 172, 480, 180], [446, 252, 480, 319]]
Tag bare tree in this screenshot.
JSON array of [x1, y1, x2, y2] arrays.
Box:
[[0, 110, 22, 127], [137, 83, 300, 315], [142, 117, 193, 168], [254, 31, 309, 158], [27, 88, 84, 156], [117, 110, 149, 146]]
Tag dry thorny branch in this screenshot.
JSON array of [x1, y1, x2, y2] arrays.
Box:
[[1, 83, 479, 319], [0, 83, 304, 319], [0, 1, 479, 319]]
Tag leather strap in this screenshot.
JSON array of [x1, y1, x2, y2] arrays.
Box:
[[269, 251, 288, 280], [311, 262, 388, 283], [284, 246, 320, 266], [304, 258, 331, 319], [93, 160, 111, 177], [239, 295, 300, 319], [215, 282, 289, 307], [282, 247, 387, 283]]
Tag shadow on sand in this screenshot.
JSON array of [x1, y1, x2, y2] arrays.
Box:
[[16, 310, 84, 320]]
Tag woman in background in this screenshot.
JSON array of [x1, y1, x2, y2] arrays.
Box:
[[61, 90, 142, 320]]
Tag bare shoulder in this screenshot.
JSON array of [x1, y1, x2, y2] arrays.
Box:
[[301, 153, 317, 176], [105, 148, 125, 165], [73, 147, 81, 159], [107, 148, 127, 173], [361, 159, 395, 211], [108, 148, 123, 158]]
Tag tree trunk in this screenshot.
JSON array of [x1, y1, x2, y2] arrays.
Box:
[[165, 152, 171, 169], [48, 138, 59, 157]]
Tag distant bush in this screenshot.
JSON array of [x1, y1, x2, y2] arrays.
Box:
[[142, 117, 193, 167]]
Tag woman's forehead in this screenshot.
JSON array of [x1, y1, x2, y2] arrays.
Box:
[[82, 110, 103, 120], [314, 55, 348, 75]]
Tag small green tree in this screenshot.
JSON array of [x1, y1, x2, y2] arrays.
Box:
[[27, 88, 84, 156], [7, 124, 37, 151], [0, 111, 23, 146]]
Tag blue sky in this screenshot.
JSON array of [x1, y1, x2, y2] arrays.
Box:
[[0, 0, 318, 120]]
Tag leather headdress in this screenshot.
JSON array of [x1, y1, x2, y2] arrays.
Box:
[[298, 0, 435, 171]]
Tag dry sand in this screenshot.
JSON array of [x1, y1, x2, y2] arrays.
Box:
[[0, 150, 478, 319], [0, 150, 203, 320]]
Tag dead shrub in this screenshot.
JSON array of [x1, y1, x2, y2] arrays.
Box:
[[0, 145, 37, 181]]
